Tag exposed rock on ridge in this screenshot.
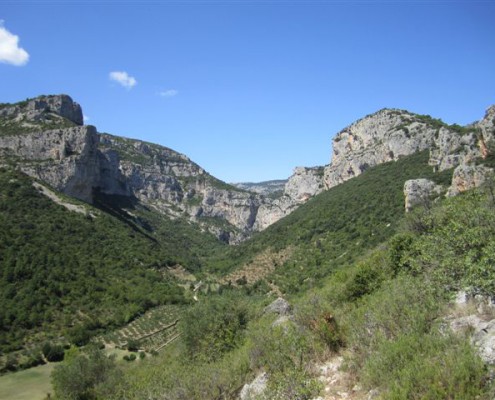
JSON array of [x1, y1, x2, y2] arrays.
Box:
[[0, 125, 100, 202], [324, 109, 437, 189], [2, 94, 495, 241], [0, 94, 83, 126]]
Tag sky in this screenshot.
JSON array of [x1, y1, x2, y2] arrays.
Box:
[[1, 1, 494, 183]]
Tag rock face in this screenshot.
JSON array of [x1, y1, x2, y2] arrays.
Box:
[[324, 109, 437, 189], [2, 94, 495, 242], [0, 94, 83, 126], [323, 106, 495, 206], [284, 166, 325, 203], [447, 164, 494, 197], [239, 372, 268, 400], [0, 125, 100, 202], [449, 292, 495, 365], [403, 179, 443, 212]]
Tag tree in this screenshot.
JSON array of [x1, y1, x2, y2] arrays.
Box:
[[51, 346, 119, 400]]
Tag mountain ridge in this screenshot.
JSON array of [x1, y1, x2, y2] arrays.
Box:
[[1, 95, 494, 244]]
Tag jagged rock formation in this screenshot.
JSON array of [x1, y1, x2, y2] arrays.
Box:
[[323, 106, 495, 209], [0, 94, 83, 126], [447, 164, 494, 197], [2, 95, 494, 241], [284, 166, 325, 203], [0, 96, 268, 242], [0, 125, 100, 202], [403, 179, 443, 212]]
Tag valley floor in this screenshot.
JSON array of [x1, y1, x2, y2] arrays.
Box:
[[0, 363, 54, 400]]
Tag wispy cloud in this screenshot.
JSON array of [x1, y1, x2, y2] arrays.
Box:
[[83, 115, 90, 122], [0, 22, 29, 66], [158, 89, 178, 98], [109, 71, 137, 89]]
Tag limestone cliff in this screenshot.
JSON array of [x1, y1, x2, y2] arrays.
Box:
[[2, 94, 494, 241], [325, 109, 439, 188], [0, 95, 267, 243]]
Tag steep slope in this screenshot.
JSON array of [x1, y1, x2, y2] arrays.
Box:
[[0, 95, 312, 243], [325, 106, 495, 191], [208, 151, 453, 291]]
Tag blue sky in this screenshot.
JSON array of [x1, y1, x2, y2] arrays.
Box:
[[1, 1, 494, 182]]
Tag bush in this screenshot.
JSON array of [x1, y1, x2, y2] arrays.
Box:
[[52, 346, 120, 400], [181, 292, 251, 362], [126, 339, 139, 352], [123, 354, 136, 362], [362, 333, 488, 399], [42, 342, 65, 362], [344, 275, 441, 371]]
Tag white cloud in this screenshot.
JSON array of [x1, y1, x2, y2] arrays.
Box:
[[83, 115, 90, 122], [158, 89, 178, 98], [109, 71, 137, 89], [0, 23, 29, 66]]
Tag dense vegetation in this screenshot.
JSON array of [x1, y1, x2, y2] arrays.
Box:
[[207, 151, 452, 292], [1, 95, 494, 398], [65, 185, 494, 400], [0, 168, 225, 359]]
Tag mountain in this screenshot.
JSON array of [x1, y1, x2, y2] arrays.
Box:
[[231, 180, 287, 197], [4, 95, 492, 246], [2, 95, 495, 399], [0, 95, 326, 243]]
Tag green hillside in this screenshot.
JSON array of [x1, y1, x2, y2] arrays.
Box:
[[209, 151, 453, 293], [0, 168, 225, 356]]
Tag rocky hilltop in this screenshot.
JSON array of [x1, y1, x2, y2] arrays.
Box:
[[0, 95, 310, 242], [1, 94, 494, 242], [324, 106, 495, 191]]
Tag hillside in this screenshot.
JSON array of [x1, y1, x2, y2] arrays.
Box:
[[208, 150, 453, 293], [2, 95, 495, 399], [0, 167, 228, 357]]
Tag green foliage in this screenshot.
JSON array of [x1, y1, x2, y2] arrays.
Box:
[[123, 354, 136, 362], [51, 347, 120, 400], [248, 318, 322, 400], [362, 333, 487, 400], [344, 275, 441, 369], [109, 342, 251, 400], [181, 291, 251, 362], [41, 342, 64, 362], [126, 339, 139, 352], [209, 151, 452, 294], [400, 190, 495, 296], [0, 168, 200, 352]]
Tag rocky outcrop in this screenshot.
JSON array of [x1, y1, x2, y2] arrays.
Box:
[[447, 164, 494, 197], [2, 95, 494, 242], [449, 292, 495, 365], [404, 179, 443, 212], [284, 166, 325, 203], [324, 109, 437, 189], [98, 134, 264, 243], [0, 125, 100, 202], [239, 372, 268, 400], [0, 94, 83, 126]]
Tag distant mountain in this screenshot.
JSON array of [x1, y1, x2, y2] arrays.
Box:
[[231, 180, 287, 197]]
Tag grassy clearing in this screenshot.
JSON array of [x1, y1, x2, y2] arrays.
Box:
[[0, 363, 54, 400]]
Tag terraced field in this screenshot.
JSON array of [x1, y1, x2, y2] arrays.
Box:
[[101, 304, 185, 352]]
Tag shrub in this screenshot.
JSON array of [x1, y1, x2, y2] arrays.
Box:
[[42, 342, 65, 362], [52, 347, 120, 400], [362, 333, 488, 399], [181, 292, 251, 362], [126, 339, 140, 352]]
